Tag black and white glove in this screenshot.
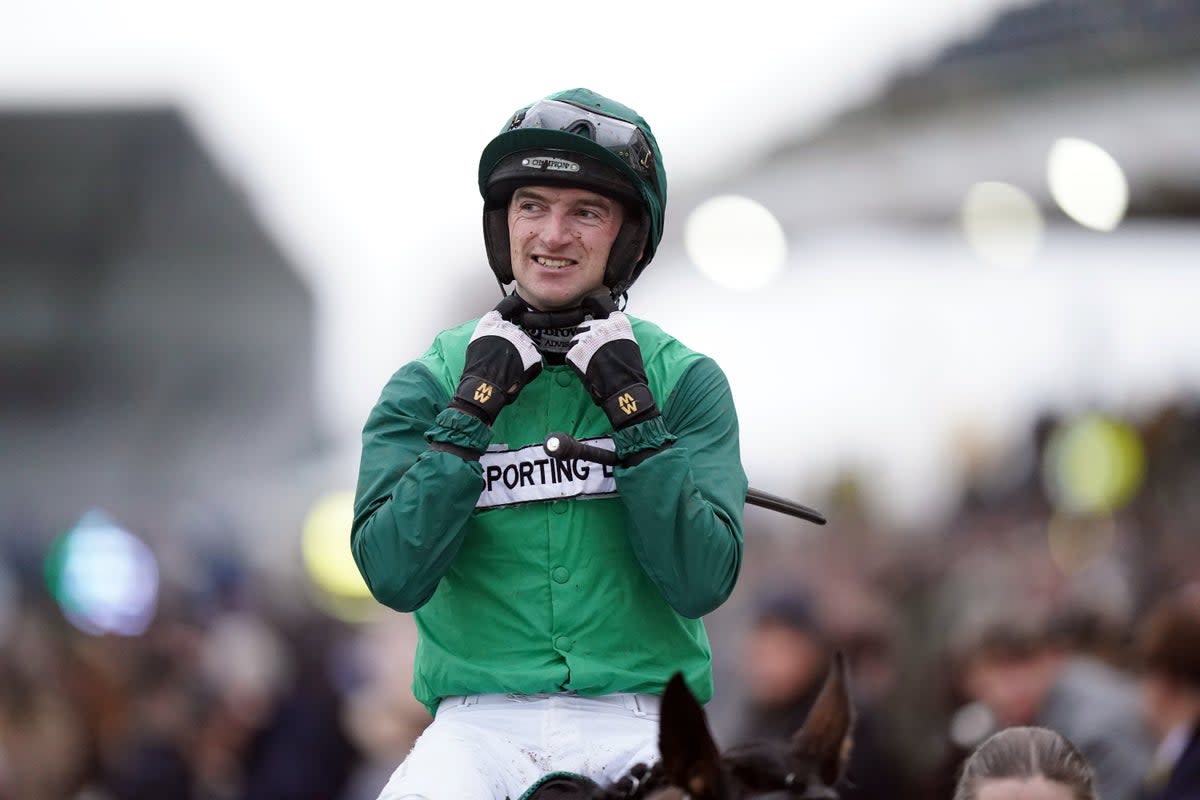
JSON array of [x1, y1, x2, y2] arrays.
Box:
[[448, 296, 543, 426], [566, 298, 659, 431]]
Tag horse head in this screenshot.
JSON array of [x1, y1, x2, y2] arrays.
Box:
[[521, 653, 854, 800], [658, 652, 854, 799]]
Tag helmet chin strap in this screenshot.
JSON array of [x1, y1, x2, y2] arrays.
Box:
[[512, 305, 588, 329], [505, 289, 617, 328], [508, 290, 618, 363]]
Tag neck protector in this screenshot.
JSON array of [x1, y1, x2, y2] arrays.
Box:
[[511, 305, 584, 364], [510, 298, 614, 364], [505, 291, 619, 363]]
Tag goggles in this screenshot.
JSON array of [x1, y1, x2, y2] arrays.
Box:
[[507, 99, 657, 188]]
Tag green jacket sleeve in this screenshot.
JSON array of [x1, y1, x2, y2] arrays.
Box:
[[611, 356, 746, 619], [350, 361, 493, 612]]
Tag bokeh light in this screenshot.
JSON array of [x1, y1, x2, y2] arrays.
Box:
[[684, 195, 788, 290], [1046, 513, 1117, 575], [1041, 414, 1146, 515], [949, 701, 996, 750], [1046, 137, 1129, 232], [44, 510, 159, 636], [201, 611, 290, 702], [960, 181, 1044, 268], [302, 491, 375, 622]]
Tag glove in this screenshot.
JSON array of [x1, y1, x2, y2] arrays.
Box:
[[448, 296, 543, 426], [566, 296, 659, 430]]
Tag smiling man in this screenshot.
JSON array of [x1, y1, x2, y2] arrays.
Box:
[[351, 88, 747, 800], [507, 185, 623, 311]]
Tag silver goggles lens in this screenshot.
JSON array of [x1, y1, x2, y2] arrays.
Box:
[[508, 99, 657, 187]]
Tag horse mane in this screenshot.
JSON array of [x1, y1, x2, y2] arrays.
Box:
[[602, 761, 674, 799]]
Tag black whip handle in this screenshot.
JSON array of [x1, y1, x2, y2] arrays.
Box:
[[541, 433, 826, 525], [543, 432, 619, 466]]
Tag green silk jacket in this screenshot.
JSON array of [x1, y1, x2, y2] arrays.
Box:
[[352, 315, 746, 716]]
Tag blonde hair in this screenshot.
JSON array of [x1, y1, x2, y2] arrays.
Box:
[[954, 726, 1096, 800]]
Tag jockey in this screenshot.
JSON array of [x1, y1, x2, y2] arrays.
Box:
[[352, 88, 748, 800]]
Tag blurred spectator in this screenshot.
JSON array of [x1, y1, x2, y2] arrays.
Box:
[[0, 646, 91, 799], [340, 615, 431, 800], [102, 648, 199, 800], [1135, 583, 1200, 800], [191, 609, 293, 798], [729, 589, 909, 800], [953, 726, 1096, 800], [0, 551, 378, 800], [1046, 601, 1135, 673], [233, 618, 360, 800], [2, 393, 1198, 799], [955, 610, 1152, 800]]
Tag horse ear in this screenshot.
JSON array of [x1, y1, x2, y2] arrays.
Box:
[[791, 651, 855, 787], [659, 672, 725, 799]]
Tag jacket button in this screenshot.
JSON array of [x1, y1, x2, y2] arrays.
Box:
[[551, 500, 568, 515], [552, 566, 570, 584], [554, 635, 573, 652], [555, 371, 574, 387]]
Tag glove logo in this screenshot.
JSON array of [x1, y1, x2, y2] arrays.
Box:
[[617, 392, 638, 416], [474, 382, 494, 404]]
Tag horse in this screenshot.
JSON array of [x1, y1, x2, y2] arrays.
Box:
[[520, 652, 854, 800]]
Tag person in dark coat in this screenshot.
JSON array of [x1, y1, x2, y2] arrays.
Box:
[[956, 611, 1153, 800], [1137, 584, 1200, 800], [729, 590, 908, 800]]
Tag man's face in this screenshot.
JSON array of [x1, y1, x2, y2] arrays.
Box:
[[961, 654, 1050, 727], [508, 185, 624, 310], [741, 621, 827, 706]]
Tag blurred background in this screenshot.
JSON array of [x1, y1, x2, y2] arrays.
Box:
[[3, 0, 1199, 798]]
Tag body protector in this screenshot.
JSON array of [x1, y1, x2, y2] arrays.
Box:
[[478, 88, 668, 301]]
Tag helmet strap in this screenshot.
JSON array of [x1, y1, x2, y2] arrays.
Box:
[[485, 200, 648, 301], [483, 206, 514, 285], [603, 210, 650, 296]]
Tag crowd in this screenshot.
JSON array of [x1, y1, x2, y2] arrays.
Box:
[[0, 395, 1196, 799], [710, 396, 1200, 800], [0, 547, 376, 800]]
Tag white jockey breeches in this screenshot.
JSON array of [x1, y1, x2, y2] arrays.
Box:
[[375, 691, 661, 800]]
